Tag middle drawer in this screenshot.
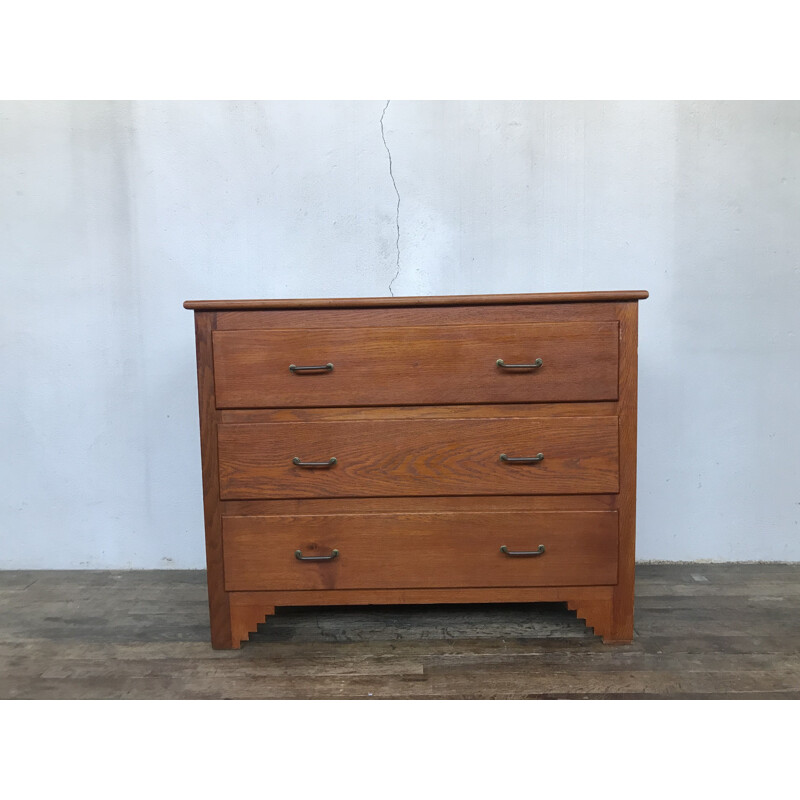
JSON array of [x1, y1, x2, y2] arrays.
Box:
[[217, 416, 619, 499]]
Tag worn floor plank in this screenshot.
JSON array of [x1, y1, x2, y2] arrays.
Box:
[[0, 565, 798, 699]]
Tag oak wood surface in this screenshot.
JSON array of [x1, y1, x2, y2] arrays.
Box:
[[221, 511, 619, 591], [229, 603, 274, 650], [184, 290, 649, 311], [219, 401, 620, 425], [213, 303, 622, 331], [227, 585, 615, 608], [186, 292, 645, 647], [193, 312, 233, 648], [612, 301, 639, 642], [212, 321, 619, 408], [217, 416, 620, 499], [221, 494, 618, 516]]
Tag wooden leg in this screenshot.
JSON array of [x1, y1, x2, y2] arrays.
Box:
[[607, 586, 634, 644], [610, 300, 638, 645]]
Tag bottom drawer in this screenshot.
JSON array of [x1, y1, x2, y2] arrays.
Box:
[[222, 511, 618, 591]]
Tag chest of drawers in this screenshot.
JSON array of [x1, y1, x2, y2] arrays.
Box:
[[185, 291, 647, 648]]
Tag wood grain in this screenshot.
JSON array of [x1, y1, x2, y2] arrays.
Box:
[[611, 301, 639, 642], [184, 290, 649, 311], [227, 584, 615, 608], [217, 416, 620, 499], [219, 401, 620, 425], [212, 321, 619, 408], [568, 598, 615, 641], [221, 494, 618, 516], [192, 311, 233, 649], [213, 303, 621, 331], [229, 603, 274, 650], [5, 565, 799, 699], [186, 292, 645, 649], [222, 510, 618, 591]]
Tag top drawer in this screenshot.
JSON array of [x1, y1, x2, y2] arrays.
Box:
[[212, 321, 619, 408]]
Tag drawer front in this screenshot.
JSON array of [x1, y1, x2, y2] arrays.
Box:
[[212, 321, 619, 408], [218, 416, 619, 499], [222, 511, 619, 591]]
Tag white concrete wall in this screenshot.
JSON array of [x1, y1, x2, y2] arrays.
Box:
[[1, 100, 798, 567]]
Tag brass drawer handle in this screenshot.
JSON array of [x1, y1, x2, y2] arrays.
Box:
[[295, 548, 339, 562], [289, 363, 334, 373], [499, 453, 544, 463], [293, 456, 337, 467], [496, 358, 543, 369], [500, 544, 546, 557]]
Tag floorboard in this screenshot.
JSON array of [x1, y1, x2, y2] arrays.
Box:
[[1, 565, 798, 699]]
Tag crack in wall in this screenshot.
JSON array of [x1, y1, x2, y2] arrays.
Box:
[[380, 100, 401, 296]]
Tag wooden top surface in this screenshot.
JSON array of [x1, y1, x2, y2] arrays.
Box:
[[184, 290, 648, 311]]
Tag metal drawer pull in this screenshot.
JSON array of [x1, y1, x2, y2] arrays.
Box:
[[500, 544, 546, 557], [289, 363, 334, 372], [499, 452, 544, 463], [295, 548, 339, 562], [292, 456, 337, 467], [496, 358, 543, 369]]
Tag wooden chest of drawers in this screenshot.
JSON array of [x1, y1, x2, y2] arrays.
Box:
[[185, 291, 647, 648]]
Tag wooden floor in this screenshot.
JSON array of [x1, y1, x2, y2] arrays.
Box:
[[1, 564, 798, 699]]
